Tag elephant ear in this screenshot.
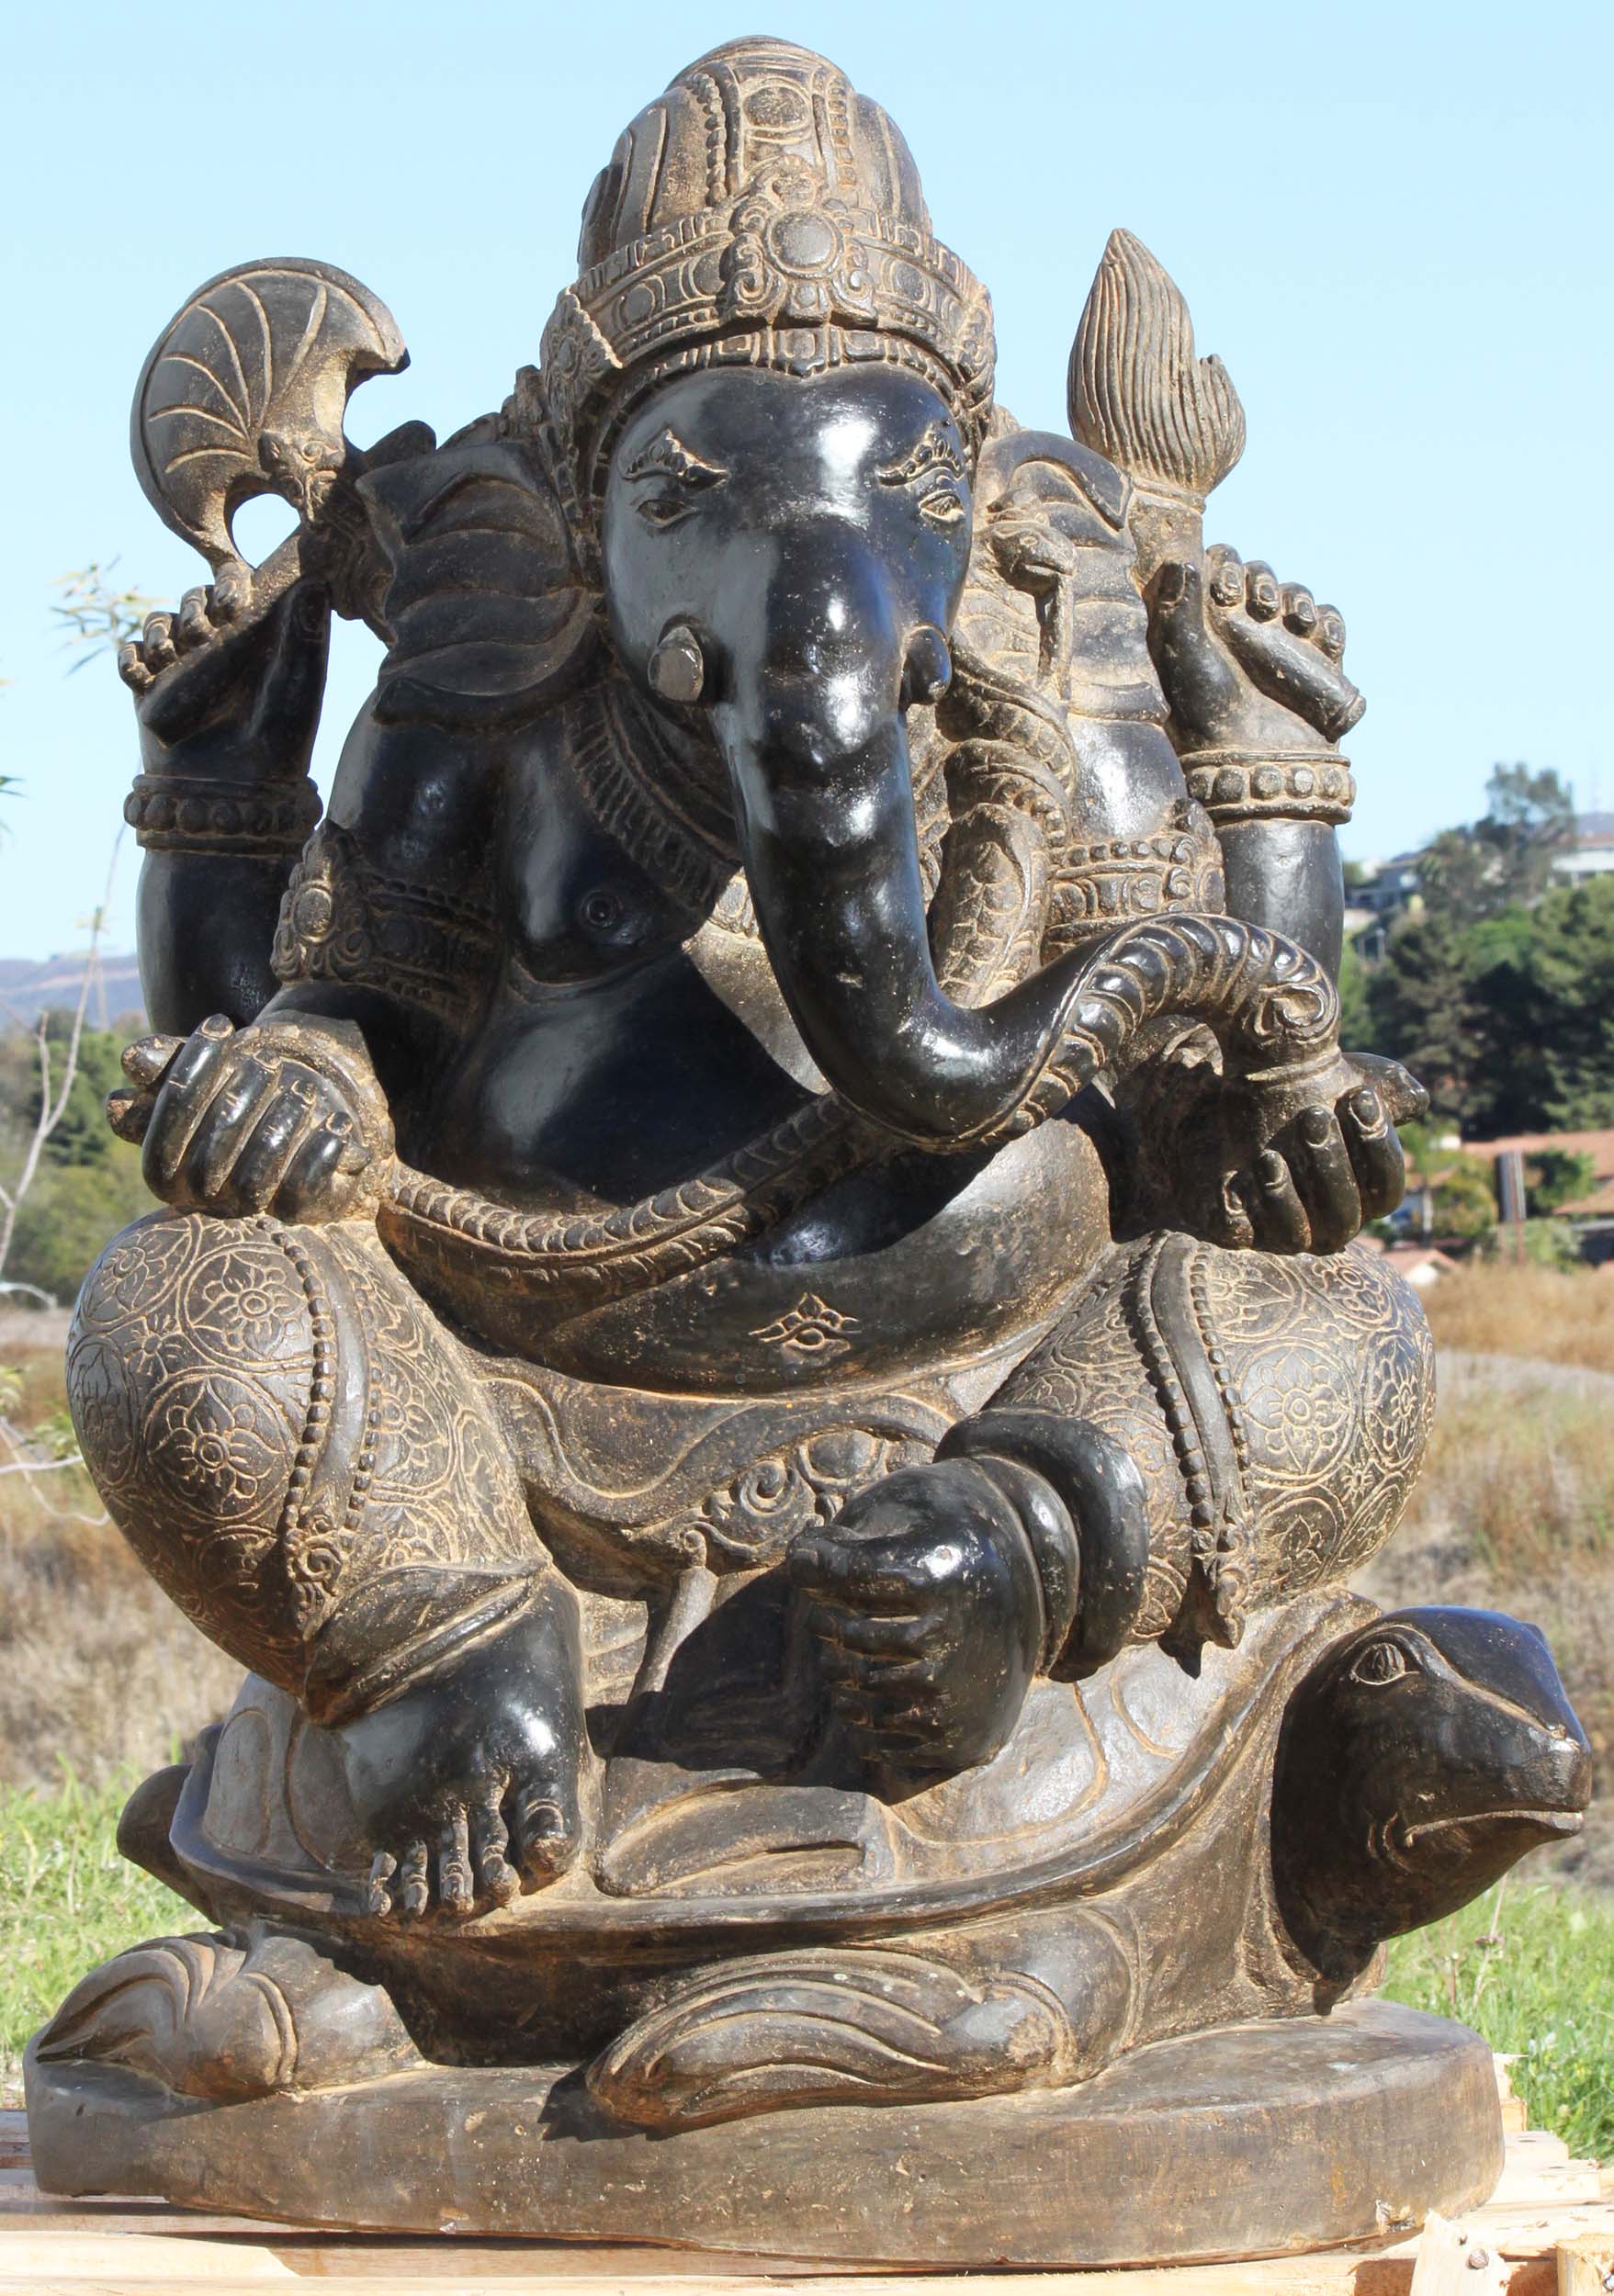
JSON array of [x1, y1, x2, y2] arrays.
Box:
[[359, 407, 600, 729], [925, 415, 1090, 1002]]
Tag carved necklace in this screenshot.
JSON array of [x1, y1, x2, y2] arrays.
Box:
[[565, 675, 748, 924], [566, 671, 949, 939]]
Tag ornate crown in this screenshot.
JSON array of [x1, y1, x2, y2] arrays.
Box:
[[536, 40, 995, 506]]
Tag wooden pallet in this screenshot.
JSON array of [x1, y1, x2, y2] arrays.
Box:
[[1, 2065, 1607, 2295]]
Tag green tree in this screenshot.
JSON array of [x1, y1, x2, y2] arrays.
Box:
[[51, 562, 159, 677], [1366, 909, 1489, 1126], [1515, 877, 1614, 1128], [1336, 933, 1370, 1047], [2, 1153, 152, 1302], [1365, 766, 1606, 1132], [1428, 1154, 1498, 1241], [1474, 763, 1576, 908], [0, 567, 151, 1278], [1525, 1148, 1597, 1215], [3, 1019, 126, 1169]]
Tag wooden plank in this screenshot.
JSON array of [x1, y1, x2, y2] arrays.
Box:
[[0, 2283, 874, 2294], [1556, 2231, 1614, 2296], [0, 2256, 1543, 2296], [1465, 2207, 1614, 2256], [0, 2230, 292, 2278], [1490, 2167, 1607, 2211], [0, 2265, 1593, 2296], [1407, 2213, 1507, 2296], [1493, 2059, 1529, 2138], [0, 2274, 1428, 2296]]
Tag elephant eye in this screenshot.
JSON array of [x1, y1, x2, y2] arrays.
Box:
[[636, 492, 694, 531], [918, 485, 966, 526], [1350, 1639, 1411, 1686]]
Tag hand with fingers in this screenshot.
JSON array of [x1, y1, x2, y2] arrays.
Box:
[[1135, 536, 1426, 1249], [1223, 1051, 1428, 1253], [787, 1459, 1046, 1786], [107, 1013, 389, 1224], [1149, 546, 1362, 756], [119, 563, 331, 786], [1136, 1043, 1428, 1255]]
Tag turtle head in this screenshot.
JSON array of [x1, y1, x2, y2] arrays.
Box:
[[1271, 1606, 1592, 1987]]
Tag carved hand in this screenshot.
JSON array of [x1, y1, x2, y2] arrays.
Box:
[[119, 571, 331, 786], [107, 1014, 389, 1223], [1128, 1041, 1426, 1255], [788, 1460, 1045, 1785], [1147, 550, 1362, 755]]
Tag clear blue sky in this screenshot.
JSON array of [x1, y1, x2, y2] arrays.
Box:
[[3, 0, 1609, 958]]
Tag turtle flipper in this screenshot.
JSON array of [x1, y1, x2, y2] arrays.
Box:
[[588, 1948, 1077, 2130], [33, 1929, 418, 2101]]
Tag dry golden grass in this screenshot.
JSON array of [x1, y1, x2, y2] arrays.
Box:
[[0, 1344, 241, 1795], [1413, 1371, 1614, 1578], [1423, 1260, 1614, 1373]]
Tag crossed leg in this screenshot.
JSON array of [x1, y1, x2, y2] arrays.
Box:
[[68, 1207, 586, 1917], [789, 1233, 1434, 1783]]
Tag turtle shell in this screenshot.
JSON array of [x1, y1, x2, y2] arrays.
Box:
[[166, 1587, 1363, 1960]]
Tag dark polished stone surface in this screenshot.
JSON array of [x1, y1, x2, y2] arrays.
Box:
[[30, 33, 1590, 2249]]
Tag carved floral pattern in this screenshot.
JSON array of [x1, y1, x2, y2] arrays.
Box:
[[999, 1238, 1433, 1645], [699, 1424, 932, 1568], [67, 1211, 545, 1694], [751, 1292, 860, 1362]]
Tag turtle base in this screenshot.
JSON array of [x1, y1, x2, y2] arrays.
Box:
[[27, 1999, 1500, 2265]]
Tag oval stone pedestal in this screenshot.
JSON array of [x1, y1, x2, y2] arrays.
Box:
[[27, 1999, 1501, 2265]]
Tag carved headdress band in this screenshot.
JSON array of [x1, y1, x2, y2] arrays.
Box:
[[536, 39, 996, 511]]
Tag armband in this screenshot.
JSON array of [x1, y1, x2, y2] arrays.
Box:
[[125, 772, 322, 857], [1182, 751, 1355, 830], [272, 823, 495, 1030]]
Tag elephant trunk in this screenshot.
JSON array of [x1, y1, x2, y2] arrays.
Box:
[[718, 704, 1077, 1145], [709, 530, 1345, 1152], [716, 629, 1340, 1148], [705, 524, 1073, 1146]]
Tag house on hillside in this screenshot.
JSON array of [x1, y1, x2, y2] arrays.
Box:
[[1383, 1243, 1461, 1289], [1552, 811, 1614, 884], [1465, 1128, 1614, 1265], [1344, 813, 1614, 962], [1344, 854, 1426, 960]]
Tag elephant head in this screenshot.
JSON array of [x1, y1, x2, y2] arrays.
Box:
[[598, 362, 1350, 1161], [601, 362, 1031, 1146], [559, 39, 1351, 1174]]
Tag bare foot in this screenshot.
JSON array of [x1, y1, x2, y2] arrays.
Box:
[[333, 1578, 585, 1920]]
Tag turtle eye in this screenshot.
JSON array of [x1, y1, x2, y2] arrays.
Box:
[[1350, 1638, 1410, 1686]]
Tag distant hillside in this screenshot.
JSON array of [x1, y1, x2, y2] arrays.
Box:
[[0, 951, 143, 1031]]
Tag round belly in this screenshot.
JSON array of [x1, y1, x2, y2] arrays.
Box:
[[534, 1114, 1112, 1395]]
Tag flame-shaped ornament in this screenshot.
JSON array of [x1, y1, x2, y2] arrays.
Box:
[[1068, 230, 1245, 576]]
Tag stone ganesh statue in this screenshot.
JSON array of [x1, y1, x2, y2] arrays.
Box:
[[28, 39, 1592, 2260]]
